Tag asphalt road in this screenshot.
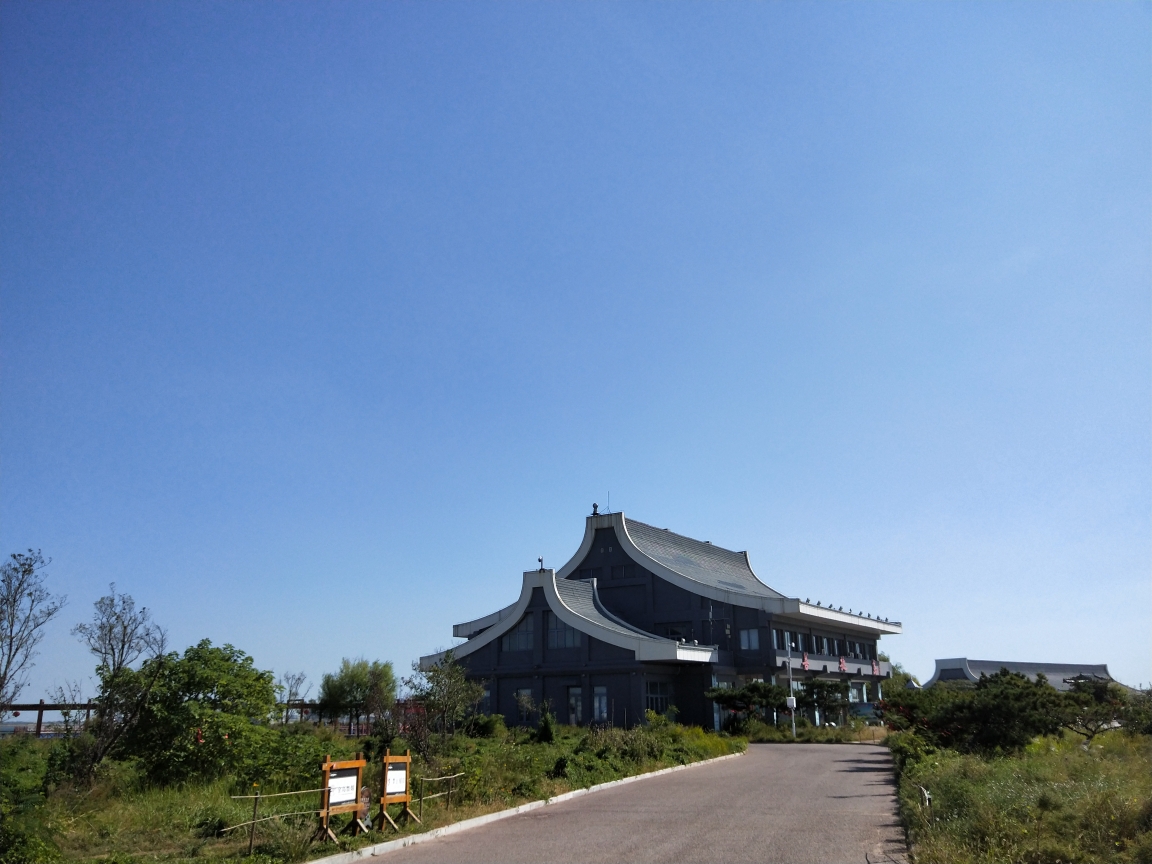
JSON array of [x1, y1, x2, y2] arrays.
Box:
[[382, 744, 907, 864]]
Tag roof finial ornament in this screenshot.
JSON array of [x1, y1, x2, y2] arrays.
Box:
[[592, 503, 599, 515], [538, 557, 544, 571]]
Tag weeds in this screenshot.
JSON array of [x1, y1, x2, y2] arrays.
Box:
[[894, 732, 1152, 863], [4, 718, 743, 863]]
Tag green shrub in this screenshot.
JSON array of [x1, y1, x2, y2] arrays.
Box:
[[898, 733, 1152, 863], [0, 736, 59, 863]]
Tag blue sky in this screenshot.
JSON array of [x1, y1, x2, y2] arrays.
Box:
[[2, 2, 1149, 702]]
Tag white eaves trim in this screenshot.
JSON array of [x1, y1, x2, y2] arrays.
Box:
[[421, 570, 716, 671], [556, 512, 902, 637]]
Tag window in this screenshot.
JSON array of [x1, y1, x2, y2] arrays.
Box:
[[610, 565, 624, 580], [501, 615, 534, 652], [481, 687, 491, 714], [547, 612, 581, 649], [593, 686, 608, 722], [738, 628, 760, 650], [774, 629, 786, 650], [788, 631, 801, 652], [645, 681, 673, 715], [578, 568, 592, 580], [567, 687, 582, 725], [662, 621, 691, 639], [515, 688, 534, 721], [813, 636, 827, 655]]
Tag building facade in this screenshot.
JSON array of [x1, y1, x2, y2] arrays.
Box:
[[420, 510, 902, 728]]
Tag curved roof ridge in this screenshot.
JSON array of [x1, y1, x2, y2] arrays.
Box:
[[621, 515, 785, 600], [553, 577, 664, 642]]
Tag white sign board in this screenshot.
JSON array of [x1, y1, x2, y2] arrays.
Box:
[[328, 769, 359, 805], [385, 764, 408, 796], [785, 696, 797, 710]]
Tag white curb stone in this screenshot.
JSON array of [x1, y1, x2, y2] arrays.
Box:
[[306, 751, 745, 864]]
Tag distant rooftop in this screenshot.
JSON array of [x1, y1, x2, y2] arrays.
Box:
[[925, 658, 1122, 692]]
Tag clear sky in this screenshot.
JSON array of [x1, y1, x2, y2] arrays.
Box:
[[2, 2, 1149, 703]]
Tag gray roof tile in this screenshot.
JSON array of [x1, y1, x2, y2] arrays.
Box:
[[624, 518, 784, 600]]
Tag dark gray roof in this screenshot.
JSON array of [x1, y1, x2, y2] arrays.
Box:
[[624, 518, 784, 600], [930, 658, 1119, 692], [554, 577, 666, 643], [966, 660, 1113, 691]]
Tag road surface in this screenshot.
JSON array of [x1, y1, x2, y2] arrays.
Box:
[[382, 743, 907, 864]]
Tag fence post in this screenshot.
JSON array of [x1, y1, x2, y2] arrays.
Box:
[[447, 775, 452, 813], [248, 784, 260, 854], [35, 699, 44, 737], [419, 777, 424, 821]]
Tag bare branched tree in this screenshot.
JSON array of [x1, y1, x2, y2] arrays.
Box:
[[277, 670, 311, 723], [0, 550, 66, 715], [48, 679, 87, 737], [72, 584, 165, 676]]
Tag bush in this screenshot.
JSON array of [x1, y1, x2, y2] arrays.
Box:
[[0, 737, 58, 863], [471, 713, 507, 739], [897, 733, 1152, 863], [879, 670, 1063, 755]]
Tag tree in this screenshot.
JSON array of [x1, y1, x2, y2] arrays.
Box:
[[878, 669, 1063, 754], [1060, 678, 1128, 743], [705, 681, 787, 728], [878, 653, 918, 692], [72, 584, 164, 678], [276, 670, 310, 723], [0, 550, 65, 713], [405, 651, 483, 742], [59, 587, 168, 779], [115, 639, 278, 784], [799, 679, 849, 726], [318, 658, 396, 734]]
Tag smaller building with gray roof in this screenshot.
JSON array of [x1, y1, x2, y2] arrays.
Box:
[[925, 658, 1120, 692]]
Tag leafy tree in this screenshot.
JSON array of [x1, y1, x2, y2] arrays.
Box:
[[878, 653, 918, 692], [114, 640, 277, 784], [879, 669, 1063, 754], [0, 551, 65, 712], [706, 681, 787, 728], [319, 658, 395, 734], [405, 651, 483, 742], [1120, 688, 1152, 736], [1059, 678, 1128, 742], [798, 679, 849, 726]]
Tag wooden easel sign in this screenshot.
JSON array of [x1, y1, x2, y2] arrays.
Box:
[[317, 754, 370, 842], [378, 749, 420, 831]]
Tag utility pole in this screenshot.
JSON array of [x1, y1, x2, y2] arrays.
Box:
[[786, 633, 797, 738]]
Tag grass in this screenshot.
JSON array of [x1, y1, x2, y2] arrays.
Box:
[[4, 719, 744, 863], [895, 732, 1152, 863], [738, 717, 888, 744]]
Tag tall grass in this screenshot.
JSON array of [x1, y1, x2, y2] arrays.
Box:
[[22, 719, 743, 863], [897, 732, 1152, 863]]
